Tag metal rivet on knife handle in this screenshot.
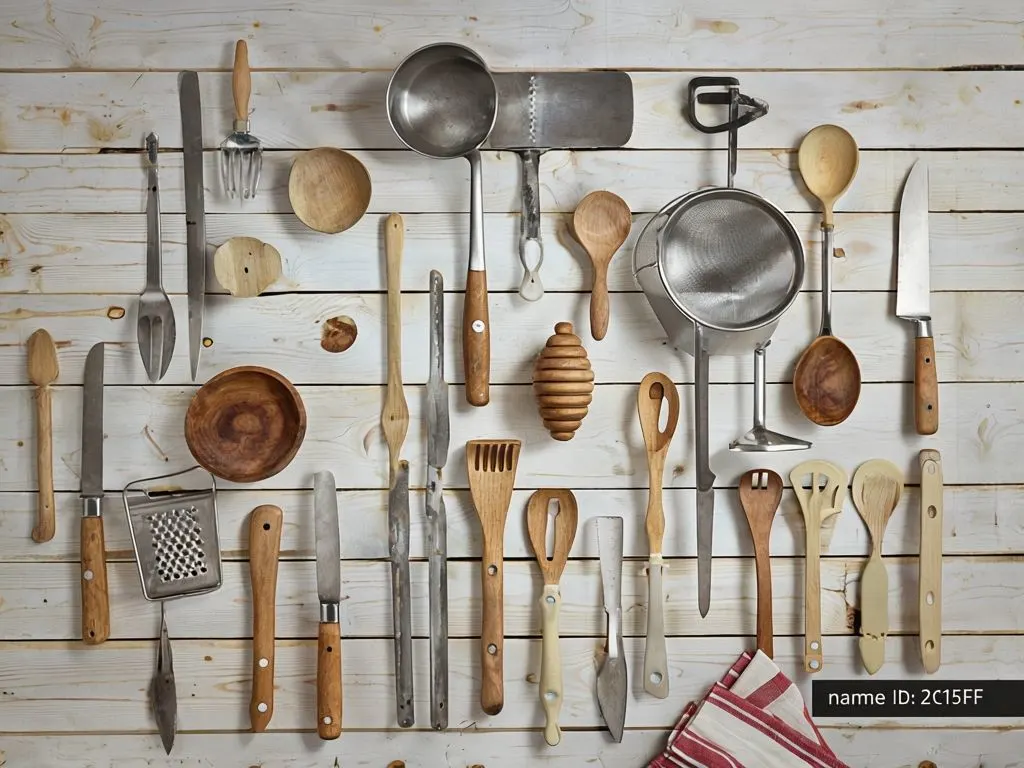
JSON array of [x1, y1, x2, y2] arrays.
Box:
[[249, 504, 283, 732], [919, 450, 943, 673]]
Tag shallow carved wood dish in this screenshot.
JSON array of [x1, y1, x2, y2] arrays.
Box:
[[185, 366, 306, 483], [288, 147, 372, 234]]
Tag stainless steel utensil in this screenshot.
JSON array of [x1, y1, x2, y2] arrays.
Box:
[[137, 133, 175, 383], [387, 43, 497, 407], [487, 72, 634, 301], [314, 470, 343, 740], [152, 602, 176, 754], [80, 342, 110, 644], [595, 515, 626, 742], [633, 77, 804, 617], [426, 269, 450, 730], [729, 341, 810, 451], [220, 40, 263, 200], [897, 160, 938, 435], [179, 71, 206, 382]]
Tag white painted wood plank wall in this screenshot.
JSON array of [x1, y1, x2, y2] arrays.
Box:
[[1, 1, 1023, 765]]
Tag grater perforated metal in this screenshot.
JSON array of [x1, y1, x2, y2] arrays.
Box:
[[123, 466, 222, 601]]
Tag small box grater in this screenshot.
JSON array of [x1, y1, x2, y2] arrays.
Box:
[[123, 466, 222, 601]]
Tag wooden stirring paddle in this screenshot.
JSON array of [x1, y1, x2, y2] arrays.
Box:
[[27, 329, 59, 543], [572, 191, 631, 341], [739, 469, 783, 658], [852, 459, 904, 674]]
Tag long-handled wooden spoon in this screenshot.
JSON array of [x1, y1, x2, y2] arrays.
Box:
[[738, 469, 783, 658], [572, 191, 631, 341], [852, 459, 903, 674], [526, 489, 577, 747], [27, 329, 59, 543], [249, 504, 282, 732], [637, 372, 678, 698], [790, 460, 848, 672], [793, 125, 861, 426]]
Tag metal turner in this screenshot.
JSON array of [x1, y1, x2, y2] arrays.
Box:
[[220, 40, 263, 200], [137, 132, 175, 383]]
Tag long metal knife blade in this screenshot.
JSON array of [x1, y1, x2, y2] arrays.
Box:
[[80, 342, 105, 499], [896, 160, 930, 321], [179, 71, 206, 382], [313, 471, 340, 605], [426, 270, 449, 468], [389, 461, 413, 728]]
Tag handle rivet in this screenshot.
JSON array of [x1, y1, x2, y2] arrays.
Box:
[[258, 657, 269, 668], [810, 640, 820, 651], [472, 320, 485, 333], [810, 659, 821, 670], [257, 702, 268, 713], [322, 715, 332, 725], [83, 569, 94, 581], [487, 643, 497, 655], [487, 564, 497, 576], [649, 672, 663, 685], [545, 595, 555, 604]]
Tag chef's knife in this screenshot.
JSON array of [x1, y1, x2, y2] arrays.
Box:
[[179, 71, 206, 382], [313, 471, 342, 740], [897, 160, 938, 435], [595, 516, 626, 742], [425, 269, 450, 730], [80, 342, 109, 644]]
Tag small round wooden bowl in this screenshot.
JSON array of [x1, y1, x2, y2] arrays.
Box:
[[185, 366, 306, 483], [288, 147, 372, 234]]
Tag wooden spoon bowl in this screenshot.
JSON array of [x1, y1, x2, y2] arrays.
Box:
[[185, 366, 306, 483], [798, 125, 859, 227], [792, 334, 861, 426], [289, 148, 371, 234], [572, 191, 632, 340]]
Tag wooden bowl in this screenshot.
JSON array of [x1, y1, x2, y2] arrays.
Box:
[[185, 366, 306, 483], [288, 147, 372, 234]]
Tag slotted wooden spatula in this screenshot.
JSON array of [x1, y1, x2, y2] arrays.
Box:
[[739, 469, 783, 658], [467, 439, 521, 716]]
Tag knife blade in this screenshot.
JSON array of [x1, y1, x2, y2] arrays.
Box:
[[313, 471, 342, 740], [80, 342, 109, 644], [595, 516, 627, 742], [425, 269, 449, 731], [897, 159, 938, 435], [388, 460, 414, 728], [179, 71, 206, 382]]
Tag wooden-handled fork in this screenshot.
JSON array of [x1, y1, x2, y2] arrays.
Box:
[[738, 469, 783, 658]]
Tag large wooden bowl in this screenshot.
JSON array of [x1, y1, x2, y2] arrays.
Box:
[[288, 147, 371, 234], [185, 366, 306, 483]]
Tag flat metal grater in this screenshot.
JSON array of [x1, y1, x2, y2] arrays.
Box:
[[123, 466, 222, 601]]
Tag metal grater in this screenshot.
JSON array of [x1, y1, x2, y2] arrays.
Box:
[[123, 466, 222, 601]]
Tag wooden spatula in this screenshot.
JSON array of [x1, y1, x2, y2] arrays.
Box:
[[852, 459, 904, 674], [790, 460, 848, 673], [27, 329, 59, 543], [526, 489, 577, 747], [467, 439, 521, 715], [738, 469, 783, 658], [249, 504, 282, 732], [919, 449, 943, 673]]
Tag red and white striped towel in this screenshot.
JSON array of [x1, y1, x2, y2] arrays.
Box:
[[648, 651, 849, 768]]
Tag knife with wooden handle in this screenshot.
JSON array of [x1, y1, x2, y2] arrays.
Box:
[[919, 450, 943, 673], [314, 472, 342, 739], [80, 342, 109, 644], [249, 504, 283, 731]]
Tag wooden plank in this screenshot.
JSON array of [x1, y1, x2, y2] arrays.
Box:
[[2, 71, 1022, 152], [0, 290, 1020, 386], [3, 149, 1024, 214], [3, 211, 1023, 295], [1, 556, 1019, 640], [0, 382, 1017, 492], [4, 729, 1023, 767], [3, 484, 1019, 563], [1, 636, 1023, 731], [0, 0, 1021, 70]]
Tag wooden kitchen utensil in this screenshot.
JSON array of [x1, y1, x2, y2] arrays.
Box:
[[790, 460, 848, 672], [213, 237, 282, 297], [532, 323, 594, 441], [852, 459, 903, 674], [249, 504, 283, 732], [288, 148, 371, 234], [27, 329, 58, 543], [526, 489, 578, 746], [739, 469, 783, 658], [919, 449, 943, 673], [637, 372, 679, 699], [572, 191, 632, 340], [466, 439, 521, 716]]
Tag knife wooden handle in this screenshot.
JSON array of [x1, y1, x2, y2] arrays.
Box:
[[858, 554, 889, 674], [317, 621, 342, 740], [479, 531, 504, 715], [232, 40, 251, 122], [919, 450, 943, 673], [249, 504, 282, 732], [753, 550, 774, 659], [914, 336, 939, 435], [463, 268, 490, 407], [80, 515, 109, 644], [539, 587, 563, 746], [33, 385, 55, 543]]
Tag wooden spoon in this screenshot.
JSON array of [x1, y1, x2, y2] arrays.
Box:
[[249, 504, 283, 732], [852, 459, 904, 674], [27, 329, 59, 543], [572, 191, 631, 341], [214, 237, 282, 297], [288, 147, 371, 234], [738, 469, 783, 658], [793, 125, 861, 426]]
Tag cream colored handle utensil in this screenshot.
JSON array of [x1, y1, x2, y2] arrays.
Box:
[[919, 449, 943, 673]]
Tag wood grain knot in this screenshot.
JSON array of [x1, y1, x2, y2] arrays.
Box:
[[532, 322, 594, 441]]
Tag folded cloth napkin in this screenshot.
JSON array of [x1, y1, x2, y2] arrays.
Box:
[[649, 650, 850, 768]]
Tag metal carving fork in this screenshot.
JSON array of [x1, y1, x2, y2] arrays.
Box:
[[137, 132, 175, 383]]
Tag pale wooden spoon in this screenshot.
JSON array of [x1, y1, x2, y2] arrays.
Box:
[[214, 237, 282, 297], [27, 329, 59, 542], [572, 191, 631, 341]]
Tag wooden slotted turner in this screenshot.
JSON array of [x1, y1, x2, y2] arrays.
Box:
[[738, 469, 783, 658], [467, 439, 521, 715], [790, 460, 848, 673]]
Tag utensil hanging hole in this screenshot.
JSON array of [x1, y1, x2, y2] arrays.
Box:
[[925, 640, 935, 652], [927, 505, 937, 519], [244, 266, 249, 274], [545, 498, 560, 560], [487, 643, 497, 655], [925, 357, 931, 364], [263, 521, 271, 530], [326, 646, 333, 653], [487, 564, 497, 576], [648, 672, 663, 685], [545, 594, 556, 604], [926, 591, 934, 606], [927, 404, 933, 411]]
